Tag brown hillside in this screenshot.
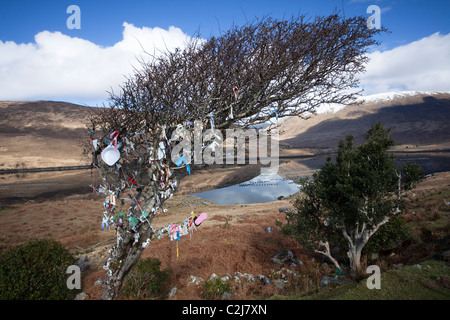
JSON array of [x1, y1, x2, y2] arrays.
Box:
[[278, 92, 450, 152]]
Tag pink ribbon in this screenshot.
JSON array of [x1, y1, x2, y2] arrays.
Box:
[[233, 86, 239, 100], [110, 131, 120, 151]]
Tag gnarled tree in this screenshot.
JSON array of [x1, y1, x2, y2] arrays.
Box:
[[279, 124, 423, 275], [84, 14, 383, 299]]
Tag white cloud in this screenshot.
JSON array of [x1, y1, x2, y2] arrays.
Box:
[[360, 32, 450, 95], [1, 25, 449, 105], [0, 22, 193, 105]]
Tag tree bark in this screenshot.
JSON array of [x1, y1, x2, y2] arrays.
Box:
[[315, 241, 342, 272]]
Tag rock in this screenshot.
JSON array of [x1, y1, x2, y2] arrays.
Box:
[[209, 273, 218, 280], [319, 276, 344, 289], [273, 279, 288, 289], [232, 275, 242, 284], [220, 275, 230, 282], [187, 275, 204, 286], [168, 287, 177, 298], [392, 263, 404, 269], [94, 279, 104, 286], [76, 262, 90, 272], [265, 226, 273, 233], [77, 255, 88, 264], [74, 292, 89, 300], [414, 264, 422, 270], [290, 258, 303, 267], [221, 292, 232, 300], [271, 249, 294, 265], [370, 253, 379, 261], [242, 273, 255, 282], [258, 275, 271, 286], [278, 207, 291, 213]]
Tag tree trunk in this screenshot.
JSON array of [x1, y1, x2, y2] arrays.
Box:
[[101, 188, 159, 300], [101, 226, 150, 300]]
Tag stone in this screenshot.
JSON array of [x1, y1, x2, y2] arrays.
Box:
[[168, 287, 177, 298], [370, 253, 379, 261], [319, 276, 344, 289], [290, 258, 303, 267], [76, 262, 90, 272], [74, 292, 89, 300], [209, 273, 218, 280], [77, 255, 88, 263], [258, 275, 271, 286], [414, 264, 422, 270], [220, 275, 230, 282], [271, 249, 294, 265], [221, 292, 232, 300], [242, 273, 255, 282], [278, 207, 291, 213], [273, 279, 288, 289], [392, 263, 404, 269], [94, 279, 104, 286], [187, 275, 204, 286], [265, 226, 273, 233]]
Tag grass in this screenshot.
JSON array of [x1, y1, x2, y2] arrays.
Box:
[[269, 259, 450, 300]]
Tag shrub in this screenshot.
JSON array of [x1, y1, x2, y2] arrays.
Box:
[[203, 278, 232, 299], [0, 239, 77, 300], [363, 215, 412, 255], [121, 257, 172, 299]]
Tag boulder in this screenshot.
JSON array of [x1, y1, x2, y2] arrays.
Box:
[[221, 292, 232, 300], [319, 276, 344, 289], [278, 207, 291, 214], [187, 275, 204, 286], [273, 279, 288, 289], [76, 262, 90, 272], [74, 292, 89, 300], [258, 275, 271, 286], [168, 287, 177, 298], [271, 249, 294, 266]]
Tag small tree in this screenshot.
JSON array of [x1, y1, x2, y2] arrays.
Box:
[[85, 14, 384, 299], [279, 123, 423, 274]]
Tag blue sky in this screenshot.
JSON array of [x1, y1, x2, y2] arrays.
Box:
[[0, 0, 449, 105]]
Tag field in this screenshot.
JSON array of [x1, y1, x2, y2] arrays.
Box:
[[1, 169, 449, 300]]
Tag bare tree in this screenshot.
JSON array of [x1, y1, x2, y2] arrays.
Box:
[[84, 14, 383, 300]]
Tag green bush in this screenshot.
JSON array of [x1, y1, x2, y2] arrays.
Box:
[[363, 215, 412, 254], [121, 257, 172, 299], [203, 278, 232, 299], [0, 239, 77, 300]]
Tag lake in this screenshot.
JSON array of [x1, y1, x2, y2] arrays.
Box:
[[191, 152, 450, 205]]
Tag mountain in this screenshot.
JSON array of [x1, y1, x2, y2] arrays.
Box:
[[0, 101, 94, 169], [277, 91, 450, 152], [1, 91, 449, 170]]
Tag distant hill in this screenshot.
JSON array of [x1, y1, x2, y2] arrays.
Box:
[[1, 91, 450, 170], [277, 91, 450, 152], [0, 101, 95, 169]]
